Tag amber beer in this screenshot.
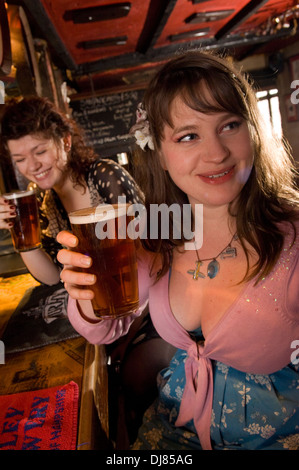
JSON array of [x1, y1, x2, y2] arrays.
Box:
[[69, 204, 139, 319], [4, 189, 41, 252]]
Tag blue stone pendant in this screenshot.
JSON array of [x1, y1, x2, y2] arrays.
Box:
[[188, 233, 237, 281], [207, 259, 220, 279]]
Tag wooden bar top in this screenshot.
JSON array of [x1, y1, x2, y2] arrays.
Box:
[[0, 336, 86, 395], [0, 273, 110, 450]]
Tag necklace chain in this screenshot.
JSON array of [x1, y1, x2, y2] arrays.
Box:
[[188, 233, 238, 280]]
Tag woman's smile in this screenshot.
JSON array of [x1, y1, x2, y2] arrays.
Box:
[[33, 168, 52, 181], [197, 166, 235, 184]]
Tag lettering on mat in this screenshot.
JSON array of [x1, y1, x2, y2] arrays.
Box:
[[0, 389, 66, 450]]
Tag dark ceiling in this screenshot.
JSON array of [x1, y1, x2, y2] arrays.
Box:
[[5, 0, 299, 94]]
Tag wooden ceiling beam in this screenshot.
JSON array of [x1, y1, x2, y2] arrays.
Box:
[[215, 0, 269, 40], [139, 0, 176, 50], [22, 0, 77, 70], [74, 25, 294, 77]]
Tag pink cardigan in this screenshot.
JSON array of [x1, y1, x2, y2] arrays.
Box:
[[68, 223, 299, 449]]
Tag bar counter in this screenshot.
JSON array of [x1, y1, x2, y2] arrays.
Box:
[[0, 273, 110, 450]]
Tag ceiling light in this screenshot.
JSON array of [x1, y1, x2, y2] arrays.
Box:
[[77, 36, 127, 49], [63, 3, 131, 24], [169, 27, 210, 42], [185, 10, 235, 24]]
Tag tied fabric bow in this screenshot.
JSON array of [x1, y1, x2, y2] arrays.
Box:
[[175, 342, 214, 450]]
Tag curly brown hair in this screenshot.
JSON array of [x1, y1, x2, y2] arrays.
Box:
[[0, 96, 97, 190]]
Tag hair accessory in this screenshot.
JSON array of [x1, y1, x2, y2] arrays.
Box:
[[188, 233, 238, 280], [130, 102, 154, 151]]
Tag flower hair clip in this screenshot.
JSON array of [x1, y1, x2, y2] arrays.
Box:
[[130, 102, 154, 151]]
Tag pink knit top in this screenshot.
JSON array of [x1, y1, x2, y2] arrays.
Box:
[[68, 222, 299, 449]]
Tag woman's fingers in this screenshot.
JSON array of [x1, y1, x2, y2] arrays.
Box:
[[56, 229, 78, 248], [57, 247, 92, 269], [0, 198, 16, 229], [57, 231, 93, 272], [63, 283, 95, 300], [59, 265, 96, 300], [57, 230, 96, 300], [62, 280, 95, 301], [60, 266, 96, 287]]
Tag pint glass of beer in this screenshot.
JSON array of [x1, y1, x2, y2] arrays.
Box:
[[69, 203, 139, 319], [3, 189, 41, 252]]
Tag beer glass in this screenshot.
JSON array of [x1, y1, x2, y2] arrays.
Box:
[[69, 203, 139, 319], [3, 189, 41, 252]]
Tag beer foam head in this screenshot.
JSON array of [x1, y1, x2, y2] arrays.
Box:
[[3, 189, 35, 200], [69, 204, 128, 225]]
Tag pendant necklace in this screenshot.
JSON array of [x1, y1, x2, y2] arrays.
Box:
[[187, 233, 238, 280]]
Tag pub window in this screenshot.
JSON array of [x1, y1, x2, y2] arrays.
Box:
[[256, 88, 282, 138]]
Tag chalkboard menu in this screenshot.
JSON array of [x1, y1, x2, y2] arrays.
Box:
[[70, 88, 145, 157]]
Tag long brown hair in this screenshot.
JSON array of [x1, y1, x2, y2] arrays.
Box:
[[132, 49, 299, 283], [0, 96, 96, 190]]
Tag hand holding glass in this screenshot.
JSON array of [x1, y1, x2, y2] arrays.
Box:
[[69, 203, 139, 319], [3, 189, 41, 252]]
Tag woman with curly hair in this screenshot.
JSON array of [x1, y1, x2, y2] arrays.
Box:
[[0, 96, 142, 284]]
